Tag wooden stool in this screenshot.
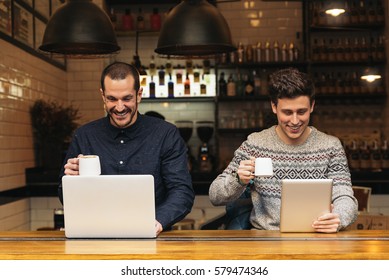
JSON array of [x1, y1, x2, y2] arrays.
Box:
[[173, 218, 195, 230]]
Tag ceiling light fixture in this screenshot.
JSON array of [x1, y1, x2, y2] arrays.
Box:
[[155, 0, 236, 57], [39, 0, 120, 57], [360, 68, 382, 83], [325, 8, 345, 17]]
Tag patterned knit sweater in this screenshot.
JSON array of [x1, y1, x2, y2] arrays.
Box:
[[209, 126, 358, 230]]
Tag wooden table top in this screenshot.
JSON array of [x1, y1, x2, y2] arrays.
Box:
[[1, 230, 389, 260]]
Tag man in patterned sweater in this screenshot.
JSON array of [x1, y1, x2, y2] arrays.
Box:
[[209, 68, 358, 233]]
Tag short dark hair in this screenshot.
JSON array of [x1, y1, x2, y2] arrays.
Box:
[[100, 61, 140, 93], [268, 68, 315, 106]]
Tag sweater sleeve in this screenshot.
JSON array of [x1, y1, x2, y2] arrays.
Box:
[[209, 142, 250, 206], [327, 138, 358, 230]]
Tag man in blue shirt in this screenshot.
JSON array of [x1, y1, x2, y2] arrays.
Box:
[[59, 61, 194, 235]]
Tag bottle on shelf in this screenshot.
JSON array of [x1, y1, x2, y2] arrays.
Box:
[[227, 74, 236, 97], [381, 139, 389, 169], [193, 66, 200, 83], [165, 56, 172, 75], [281, 42, 288, 62], [158, 66, 165, 86], [237, 42, 245, 63], [358, 0, 368, 24], [273, 40, 280, 62], [176, 65, 183, 84], [150, 8, 162, 31], [148, 55, 156, 77], [376, 0, 385, 24], [348, 140, 360, 171], [184, 73, 191, 95], [256, 41, 263, 63], [253, 70, 261, 96], [264, 40, 271, 62], [149, 76, 156, 99], [359, 140, 371, 169], [367, 0, 377, 24], [168, 74, 174, 98], [122, 9, 134, 31], [370, 140, 382, 172], [136, 8, 145, 30], [200, 75, 207, 95], [243, 73, 254, 96], [246, 44, 254, 63], [218, 72, 227, 97]]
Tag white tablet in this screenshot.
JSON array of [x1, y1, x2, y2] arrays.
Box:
[[280, 179, 333, 232]]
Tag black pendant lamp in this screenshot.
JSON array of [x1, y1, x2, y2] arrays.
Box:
[[39, 0, 120, 56], [155, 0, 236, 57]]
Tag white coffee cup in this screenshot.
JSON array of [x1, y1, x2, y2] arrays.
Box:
[[255, 157, 273, 177], [78, 155, 101, 176]]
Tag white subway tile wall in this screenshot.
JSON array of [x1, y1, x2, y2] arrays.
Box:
[[0, 1, 389, 230]]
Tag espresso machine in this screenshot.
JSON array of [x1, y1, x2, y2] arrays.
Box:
[[175, 120, 194, 171], [196, 121, 214, 172]]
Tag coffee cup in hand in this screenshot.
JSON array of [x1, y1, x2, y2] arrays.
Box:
[[254, 158, 273, 177], [78, 155, 101, 176]]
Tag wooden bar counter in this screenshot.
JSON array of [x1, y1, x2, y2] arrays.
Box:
[[1, 230, 389, 260]]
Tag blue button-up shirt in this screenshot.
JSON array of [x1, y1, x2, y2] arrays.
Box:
[[59, 113, 194, 229]]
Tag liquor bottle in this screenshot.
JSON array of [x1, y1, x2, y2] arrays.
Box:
[[360, 37, 369, 61], [243, 74, 254, 96], [264, 40, 271, 62], [381, 140, 389, 169], [193, 66, 200, 83], [352, 37, 361, 62], [376, 0, 385, 24], [287, 42, 293, 62], [246, 44, 254, 63], [184, 73, 191, 95], [358, 0, 368, 24], [273, 40, 279, 62], [237, 42, 244, 63], [335, 38, 344, 61], [367, 0, 377, 24], [350, 0, 359, 24], [176, 65, 183, 84], [235, 72, 244, 96], [359, 141, 371, 169], [168, 74, 174, 98], [186, 59, 193, 75], [200, 75, 207, 95], [203, 59, 210, 75], [149, 76, 156, 99], [348, 140, 360, 171], [218, 72, 227, 97], [256, 41, 262, 63], [253, 70, 261, 96], [226, 74, 236, 97], [370, 140, 382, 172], [150, 8, 162, 31], [122, 9, 133, 31], [344, 37, 352, 61], [149, 55, 156, 77], [136, 8, 145, 30], [165, 56, 172, 75], [281, 42, 287, 62], [157, 66, 165, 87]]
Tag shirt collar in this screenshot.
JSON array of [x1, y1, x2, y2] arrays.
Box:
[[105, 112, 143, 139]]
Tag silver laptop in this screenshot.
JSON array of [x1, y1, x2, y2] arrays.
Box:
[[62, 174, 156, 238], [280, 179, 332, 233]]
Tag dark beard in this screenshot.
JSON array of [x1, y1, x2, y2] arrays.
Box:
[[106, 103, 138, 128]]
